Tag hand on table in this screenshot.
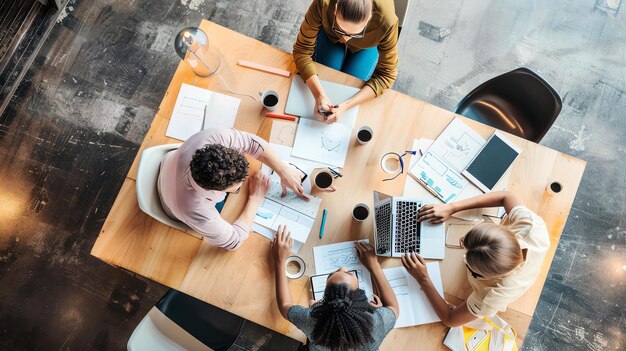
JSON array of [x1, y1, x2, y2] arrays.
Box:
[[401, 253, 431, 285], [416, 203, 454, 224], [354, 241, 381, 272], [271, 224, 293, 266], [279, 164, 309, 201], [248, 172, 270, 201]]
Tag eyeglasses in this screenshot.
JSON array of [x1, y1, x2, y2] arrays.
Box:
[[227, 179, 244, 194], [463, 255, 484, 279], [382, 150, 417, 181], [332, 16, 368, 39]]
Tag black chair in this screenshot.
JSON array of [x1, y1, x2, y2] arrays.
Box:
[[128, 289, 244, 351], [453, 67, 562, 143]]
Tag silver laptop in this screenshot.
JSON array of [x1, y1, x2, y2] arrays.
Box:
[[373, 191, 445, 259]]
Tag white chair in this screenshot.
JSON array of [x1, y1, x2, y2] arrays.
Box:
[[136, 143, 189, 231], [393, 0, 411, 36], [127, 307, 213, 351]]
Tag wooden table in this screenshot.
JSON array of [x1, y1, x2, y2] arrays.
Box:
[[91, 20, 586, 349]]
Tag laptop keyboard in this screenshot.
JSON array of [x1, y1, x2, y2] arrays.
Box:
[[394, 201, 421, 254], [375, 202, 392, 255]]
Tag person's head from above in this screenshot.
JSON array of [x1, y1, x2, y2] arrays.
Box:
[[333, 0, 373, 41], [310, 267, 374, 350], [461, 223, 524, 279], [190, 144, 249, 193]]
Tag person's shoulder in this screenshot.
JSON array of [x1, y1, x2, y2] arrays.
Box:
[[373, 306, 397, 329], [506, 206, 549, 249], [287, 305, 311, 321], [374, 0, 399, 28]]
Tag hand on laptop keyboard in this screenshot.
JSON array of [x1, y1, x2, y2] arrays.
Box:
[[416, 203, 454, 224]]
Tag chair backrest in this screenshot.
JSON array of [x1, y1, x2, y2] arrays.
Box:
[[136, 143, 189, 231], [454, 67, 562, 142], [155, 290, 245, 351], [127, 307, 214, 351], [394, 0, 411, 31]]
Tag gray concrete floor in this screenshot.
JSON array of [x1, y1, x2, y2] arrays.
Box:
[[0, 0, 624, 350]]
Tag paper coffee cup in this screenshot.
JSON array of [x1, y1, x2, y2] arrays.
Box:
[[356, 126, 373, 144], [352, 203, 370, 221], [285, 256, 305, 279], [259, 90, 279, 111], [313, 169, 334, 190], [381, 153, 402, 174]]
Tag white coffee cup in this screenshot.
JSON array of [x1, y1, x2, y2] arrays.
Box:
[[285, 256, 305, 279], [381, 153, 402, 174], [352, 203, 370, 221], [356, 126, 373, 144], [259, 90, 279, 111]]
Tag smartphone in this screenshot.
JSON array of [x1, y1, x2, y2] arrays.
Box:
[[465, 329, 488, 351]]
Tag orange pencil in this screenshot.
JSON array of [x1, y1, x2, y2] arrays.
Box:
[[266, 113, 297, 121]]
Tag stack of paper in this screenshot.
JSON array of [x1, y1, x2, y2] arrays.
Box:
[[313, 241, 374, 300], [383, 263, 444, 328], [166, 83, 240, 141], [408, 119, 486, 203], [252, 179, 321, 253]]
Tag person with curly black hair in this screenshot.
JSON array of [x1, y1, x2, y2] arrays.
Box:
[[271, 225, 399, 350], [158, 128, 308, 250]]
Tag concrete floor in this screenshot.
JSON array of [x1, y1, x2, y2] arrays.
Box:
[[0, 0, 624, 350]]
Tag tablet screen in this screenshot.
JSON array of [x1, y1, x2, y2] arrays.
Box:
[[465, 135, 519, 190]]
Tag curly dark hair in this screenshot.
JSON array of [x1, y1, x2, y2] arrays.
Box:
[[310, 283, 375, 351], [189, 144, 249, 191]]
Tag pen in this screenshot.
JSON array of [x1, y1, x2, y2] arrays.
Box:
[[318, 105, 339, 116], [266, 113, 297, 121], [319, 209, 328, 239], [201, 104, 208, 131]]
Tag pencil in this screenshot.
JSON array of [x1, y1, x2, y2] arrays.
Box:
[[319, 209, 328, 239], [266, 113, 297, 122]]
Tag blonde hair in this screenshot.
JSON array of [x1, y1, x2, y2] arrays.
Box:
[[336, 0, 373, 23], [463, 223, 523, 279]]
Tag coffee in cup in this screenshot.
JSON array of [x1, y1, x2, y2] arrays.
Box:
[[381, 153, 401, 174], [259, 90, 279, 111], [547, 181, 563, 195], [352, 203, 370, 221], [314, 169, 334, 190], [285, 256, 305, 279], [356, 126, 373, 144]]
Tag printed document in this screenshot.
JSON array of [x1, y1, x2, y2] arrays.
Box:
[[383, 263, 444, 328], [166, 83, 240, 141], [313, 240, 374, 300]]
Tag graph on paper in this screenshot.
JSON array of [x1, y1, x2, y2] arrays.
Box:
[[313, 240, 374, 300]]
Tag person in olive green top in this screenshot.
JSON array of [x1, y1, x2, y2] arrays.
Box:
[[293, 0, 399, 123]]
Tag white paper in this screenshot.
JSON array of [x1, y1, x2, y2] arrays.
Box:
[[408, 120, 486, 203], [383, 263, 444, 328], [292, 119, 352, 168], [252, 178, 321, 253], [286, 75, 360, 128], [262, 143, 330, 194], [430, 119, 485, 172], [313, 240, 374, 300], [166, 83, 240, 141]]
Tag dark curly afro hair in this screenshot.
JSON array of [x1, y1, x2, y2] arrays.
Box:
[[189, 144, 249, 191], [310, 283, 375, 351]]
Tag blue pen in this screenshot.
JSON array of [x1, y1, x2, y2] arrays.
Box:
[[319, 209, 328, 239]]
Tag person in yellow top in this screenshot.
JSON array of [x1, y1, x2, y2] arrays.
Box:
[[402, 191, 551, 326], [293, 0, 399, 123]]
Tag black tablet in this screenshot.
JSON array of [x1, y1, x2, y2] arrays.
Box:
[[462, 132, 521, 192]]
